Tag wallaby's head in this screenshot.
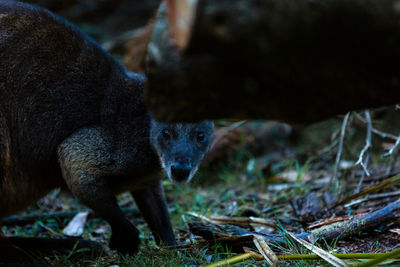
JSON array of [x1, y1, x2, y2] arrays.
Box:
[[150, 119, 214, 184]]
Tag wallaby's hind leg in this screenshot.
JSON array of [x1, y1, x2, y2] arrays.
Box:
[[58, 128, 140, 253], [131, 181, 176, 246]]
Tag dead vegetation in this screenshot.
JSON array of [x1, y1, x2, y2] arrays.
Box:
[[2, 111, 400, 266]]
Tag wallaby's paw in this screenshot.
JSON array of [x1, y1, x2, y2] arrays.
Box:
[[109, 223, 140, 254]]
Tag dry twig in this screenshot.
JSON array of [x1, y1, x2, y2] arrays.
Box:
[[355, 110, 372, 177], [331, 112, 351, 188], [210, 120, 247, 149], [336, 173, 400, 206], [384, 135, 400, 157], [355, 153, 369, 194], [344, 191, 400, 208], [383, 134, 400, 175], [253, 235, 278, 266], [307, 213, 367, 230], [354, 113, 399, 141]]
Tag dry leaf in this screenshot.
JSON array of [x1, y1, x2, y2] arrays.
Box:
[[63, 211, 90, 237], [389, 228, 400, 235]]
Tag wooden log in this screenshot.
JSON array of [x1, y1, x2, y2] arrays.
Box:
[[145, 0, 400, 123], [0, 237, 103, 262], [188, 199, 400, 249], [1, 207, 141, 226], [312, 199, 400, 240]]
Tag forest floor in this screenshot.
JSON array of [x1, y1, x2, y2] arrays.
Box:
[[2, 119, 400, 266]]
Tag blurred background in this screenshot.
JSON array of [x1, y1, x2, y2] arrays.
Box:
[[6, 1, 400, 265]]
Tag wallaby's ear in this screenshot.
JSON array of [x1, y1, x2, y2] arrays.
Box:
[[126, 71, 146, 82], [149, 115, 157, 129], [201, 120, 214, 130]]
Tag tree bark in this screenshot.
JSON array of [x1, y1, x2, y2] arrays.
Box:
[[145, 0, 400, 123]]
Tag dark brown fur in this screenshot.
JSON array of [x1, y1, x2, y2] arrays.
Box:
[[0, 0, 179, 255]]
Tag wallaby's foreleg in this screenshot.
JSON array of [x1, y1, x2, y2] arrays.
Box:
[[58, 128, 140, 253], [131, 182, 176, 246]]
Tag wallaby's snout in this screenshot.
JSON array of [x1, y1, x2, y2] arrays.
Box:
[[170, 162, 191, 183], [150, 119, 214, 184], [169, 154, 194, 184], [164, 152, 196, 184]]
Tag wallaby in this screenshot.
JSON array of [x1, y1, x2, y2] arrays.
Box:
[[0, 0, 213, 256]]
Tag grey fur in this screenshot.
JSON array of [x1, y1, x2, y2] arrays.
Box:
[[150, 121, 214, 184]]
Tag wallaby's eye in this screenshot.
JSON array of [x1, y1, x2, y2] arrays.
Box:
[[196, 131, 206, 142], [161, 129, 171, 139]]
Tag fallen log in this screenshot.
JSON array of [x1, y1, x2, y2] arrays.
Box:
[[1, 207, 140, 226], [312, 199, 400, 241], [188, 199, 400, 249], [0, 237, 103, 262], [145, 0, 400, 123]]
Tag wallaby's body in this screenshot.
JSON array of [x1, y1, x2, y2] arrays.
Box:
[[0, 0, 213, 253]]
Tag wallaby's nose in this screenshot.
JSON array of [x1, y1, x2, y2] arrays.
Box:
[[171, 163, 191, 183]]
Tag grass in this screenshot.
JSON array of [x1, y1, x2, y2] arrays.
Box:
[[3, 125, 400, 266], [0, 151, 275, 265], [39, 242, 190, 266]]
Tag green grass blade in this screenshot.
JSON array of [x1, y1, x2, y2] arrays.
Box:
[[355, 247, 400, 267]]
